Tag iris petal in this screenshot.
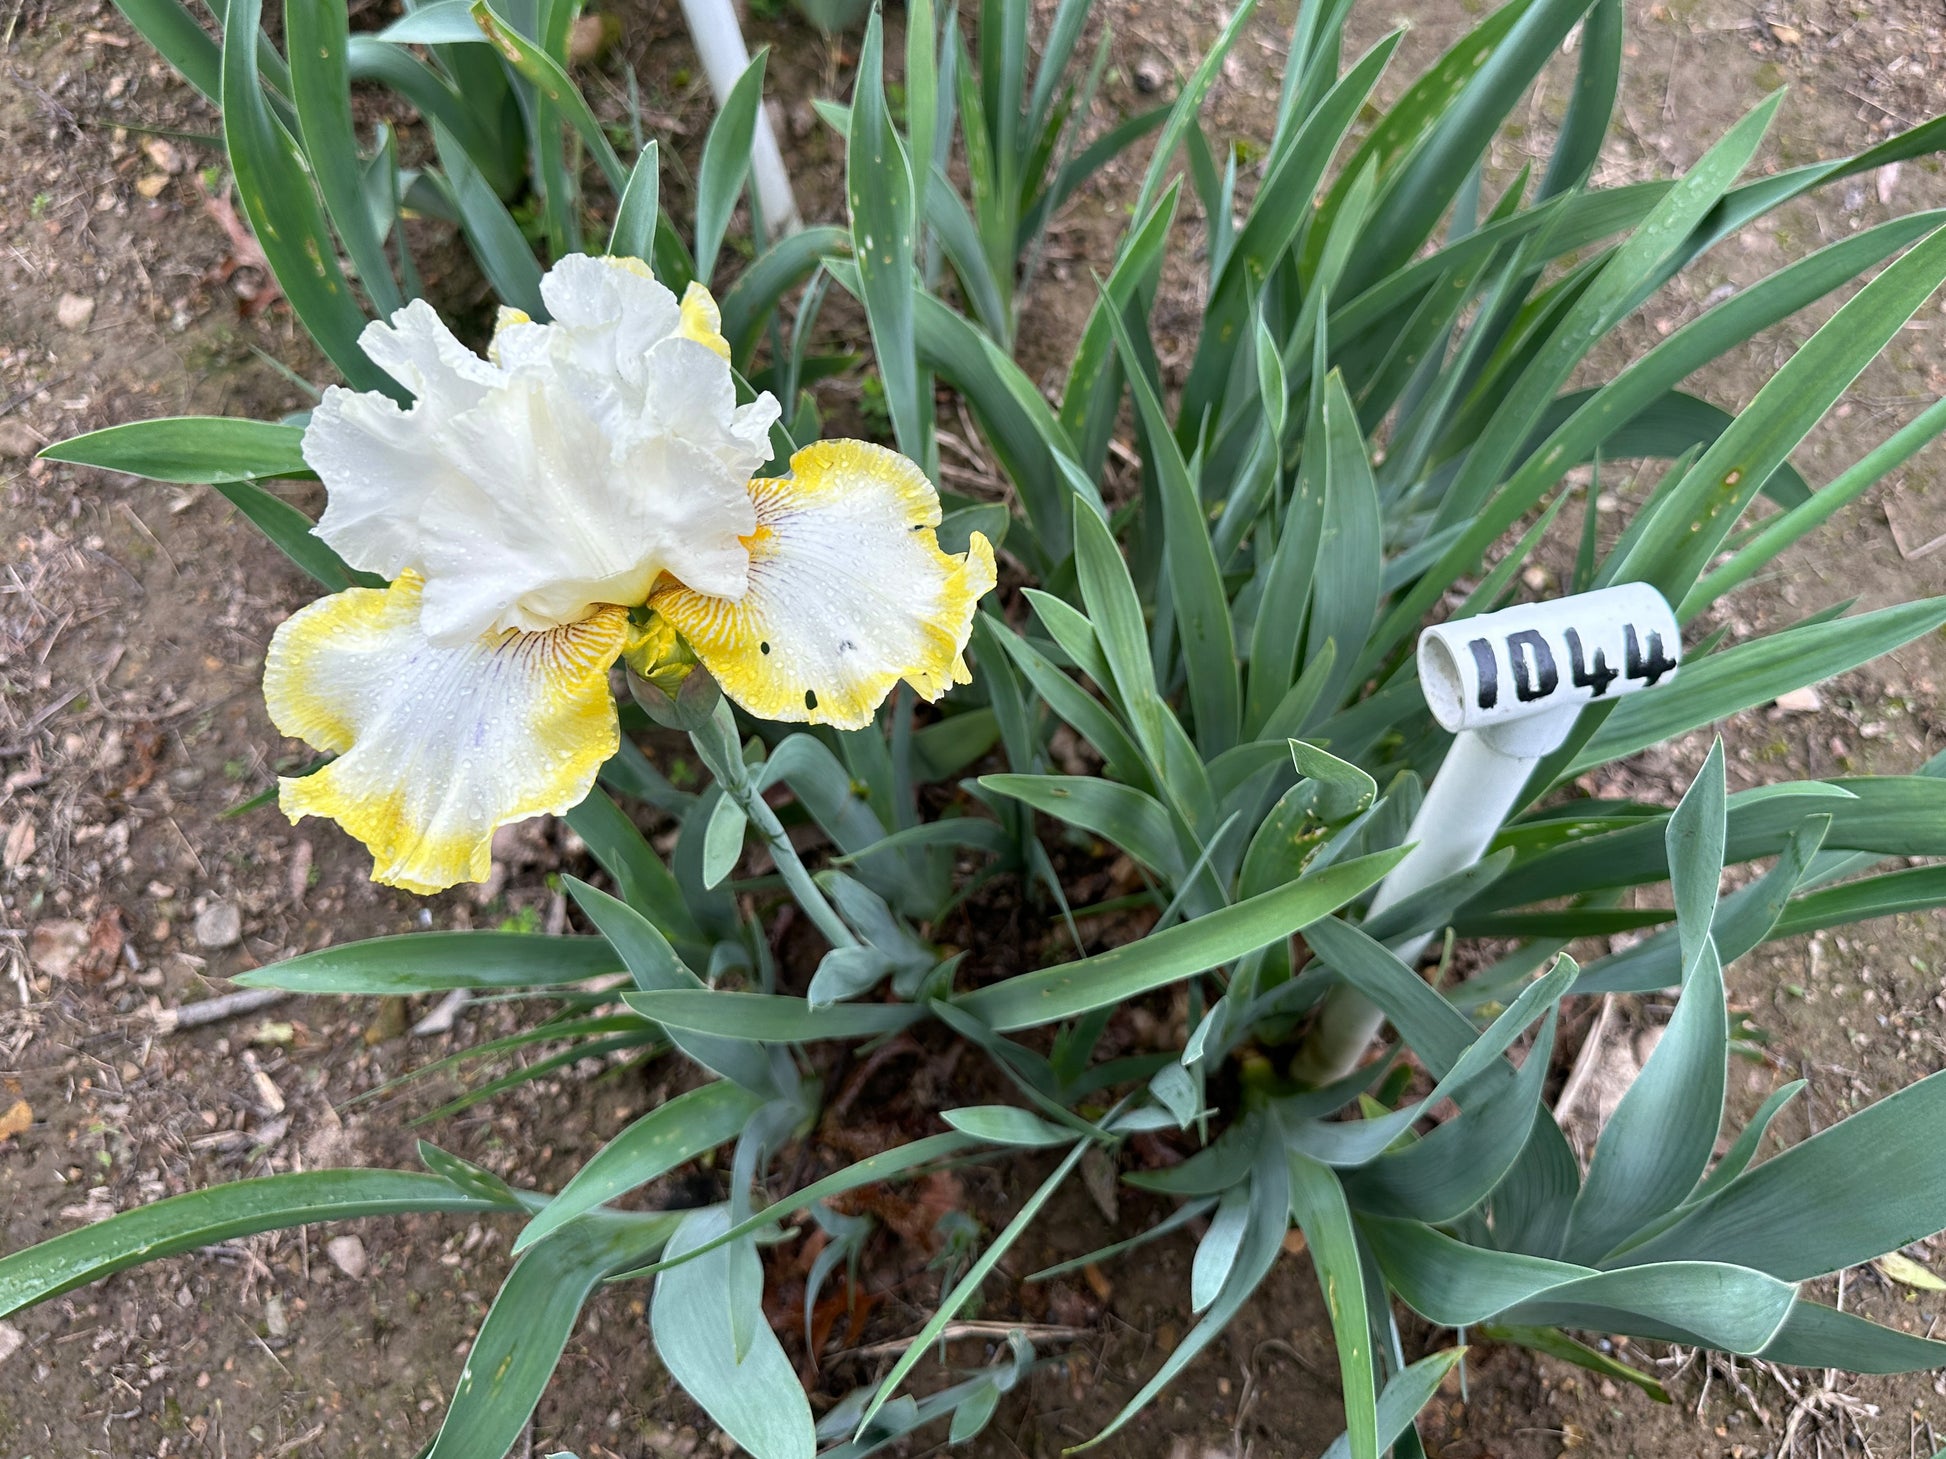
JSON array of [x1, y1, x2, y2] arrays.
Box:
[[678, 281, 733, 360], [299, 255, 777, 643], [264, 573, 627, 893], [306, 301, 500, 579], [651, 440, 997, 731]]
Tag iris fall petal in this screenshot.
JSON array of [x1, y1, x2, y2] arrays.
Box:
[[264, 573, 627, 893], [650, 440, 997, 731]]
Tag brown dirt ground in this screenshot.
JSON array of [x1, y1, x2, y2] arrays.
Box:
[[3, 0, 1946, 1456]]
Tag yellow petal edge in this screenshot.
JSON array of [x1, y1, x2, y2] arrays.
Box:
[[264, 573, 627, 893], [678, 280, 734, 361], [652, 439, 998, 732]]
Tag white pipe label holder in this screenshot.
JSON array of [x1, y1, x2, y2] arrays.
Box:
[[1416, 582, 1682, 757], [1299, 582, 1686, 1084]]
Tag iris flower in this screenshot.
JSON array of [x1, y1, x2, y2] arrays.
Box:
[[264, 255, 996, 893]]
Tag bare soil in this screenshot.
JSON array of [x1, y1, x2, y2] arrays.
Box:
[[3, 0, 1946, 1456]]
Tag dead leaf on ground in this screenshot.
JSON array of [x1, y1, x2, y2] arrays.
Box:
[[0, 1100, 31, 1143], [117, 723, 165, 796], [29, 918, 88, 979], [1558, 1008, 1659, 1135], [195, 177, 284, 317], [1874, 1251, 1946, 1292], [77, 906, 128, 981]]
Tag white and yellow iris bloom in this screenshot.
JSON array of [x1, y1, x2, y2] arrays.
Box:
[[265, 255, 996, 894]]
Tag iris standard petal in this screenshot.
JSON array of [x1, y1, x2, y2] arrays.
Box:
[[306, 302, 503, 579], [357, 298, 504, 409], [298, 255, 779, 643], [411, 371, 757, 642], [537, 253, 681, 379], [263, 572, 627, 893], [678, 281, 733, 360], [650, 440, 997, 731]]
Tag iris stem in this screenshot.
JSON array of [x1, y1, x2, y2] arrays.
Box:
[[689, 699, 858, 951]]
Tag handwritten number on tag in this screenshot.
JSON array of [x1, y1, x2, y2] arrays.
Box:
[[1507, 630, 1558, 703], [1565, 628, 1619, 697], [1467, 620, 1671, 712], [1625, 625, 1678, 687], [1468, 637, 1499, 710]]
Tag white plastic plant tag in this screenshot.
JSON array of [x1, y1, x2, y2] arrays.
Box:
[[1418, 583, 1681, 738]]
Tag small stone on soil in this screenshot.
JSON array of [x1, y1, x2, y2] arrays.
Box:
[[0, 1320, 23, 1368], [287, 838, 313, 905], [325, 1235, 368, 1279], [567, 12, 617, 63], [249, 1068, 285, 1116], [1774, 687, 1823, 714], [56, 293, 96, 330], [194, 901, 243, 949], [142, 137, 183, 172]]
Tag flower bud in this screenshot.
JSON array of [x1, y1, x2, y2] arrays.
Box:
[[627, 661, 722, 732], [624, 613, 722, 729]]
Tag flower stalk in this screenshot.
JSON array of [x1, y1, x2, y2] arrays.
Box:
[[686, 697, 858, 953]]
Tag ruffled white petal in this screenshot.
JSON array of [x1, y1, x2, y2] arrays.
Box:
[[359, 298, 503, 410], [306, 301, 502, 578], [540, 254, 681, 368], [651, 441, 998, 731], [263, 573, 626, 893], [637, 335, 780, 472], [407, 371, 757, 642], [299, 255, 779, 640]]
